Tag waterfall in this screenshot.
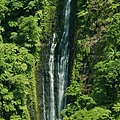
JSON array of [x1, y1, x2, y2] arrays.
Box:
[[58, 0, 71, 119], [49, 33, 56, 120], [42, 0, 71, 119], [42, 76, 46, 120]]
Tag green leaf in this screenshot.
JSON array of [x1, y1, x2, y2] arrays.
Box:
[[113, 102, 120, 112], [10, 115, 22, 120], [21, 63, 27, 71], [3, 92, 13, 100], [10, 32, 18, 40], [0, 87, 8, 95], [77, 10, 88, 17]]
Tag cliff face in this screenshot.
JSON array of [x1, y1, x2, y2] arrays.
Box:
[[37, 0, 77, 119], [28, 0, 120, 118], [1, 1, 119, 119], [61, 1, 120, 119], [36, 2, 58, 120]]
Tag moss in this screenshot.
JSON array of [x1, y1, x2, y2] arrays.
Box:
[[27, 67, 39, 120]]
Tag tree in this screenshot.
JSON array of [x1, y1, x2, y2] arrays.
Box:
[[10, 16, 41, 53], [0, 43, 36, 119], [0, 0, 7, 41]]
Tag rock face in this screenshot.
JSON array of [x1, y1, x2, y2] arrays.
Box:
[[37, 0, 76, 120]]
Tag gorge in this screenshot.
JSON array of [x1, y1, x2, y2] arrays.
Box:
[[0, 0, 119, 120], [41, 0, 72, 119]]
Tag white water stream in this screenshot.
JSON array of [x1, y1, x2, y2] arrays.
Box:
[[49, 34, 56, 120], [58, 0, 71, 119], [42, 0, 71, 119]]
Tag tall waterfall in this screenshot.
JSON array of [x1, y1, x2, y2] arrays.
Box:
[[42, 0, 71, 119], [49, 33, 56, 120], [58, 0, 71, 119]]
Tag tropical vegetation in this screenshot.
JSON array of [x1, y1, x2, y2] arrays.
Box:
[[0, 0, 120, 120]]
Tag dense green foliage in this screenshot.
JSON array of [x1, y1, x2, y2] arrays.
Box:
[[0, 0, 120, 119], [0, 0, 59, 119], [62, 0, 120, 120], [0, 0, 45, 119], [0, 44, 33, 120]]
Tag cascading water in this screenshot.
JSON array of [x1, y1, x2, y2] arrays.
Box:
[[49, 33, 56, 120], [42, 76, 46, 120], [58, 0, 71, 119], [42, 0, 71, 119]]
